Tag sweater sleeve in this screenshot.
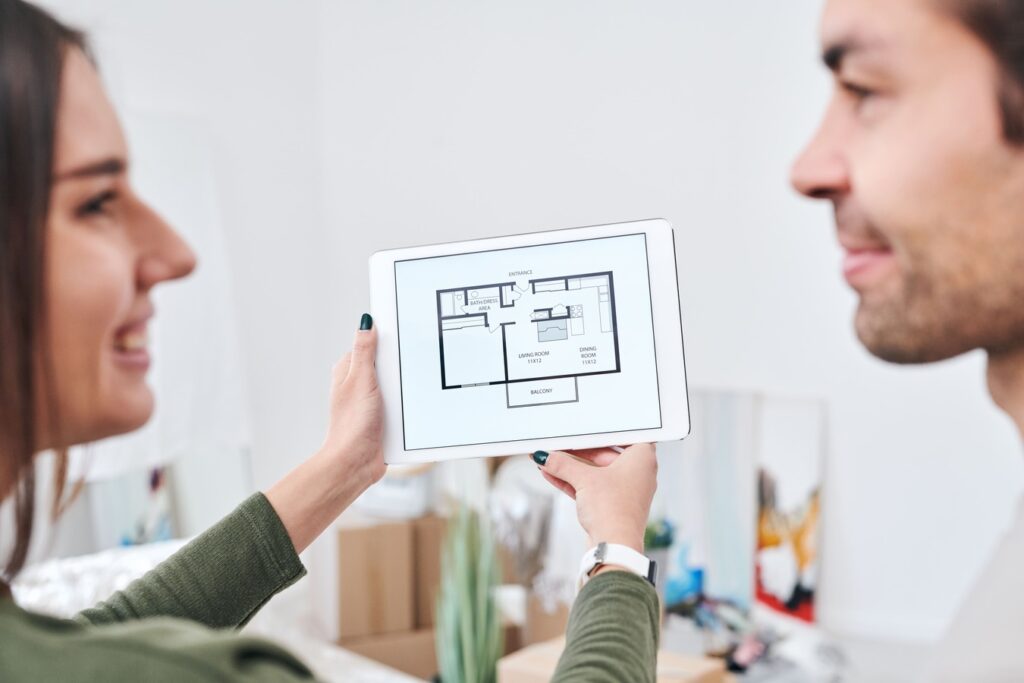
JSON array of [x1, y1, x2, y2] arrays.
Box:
[[550, 570, 660, 683], [76, 493, 306, 630], [1, 598, 319, 682]]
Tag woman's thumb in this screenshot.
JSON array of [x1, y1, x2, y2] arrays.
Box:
[[349, 315, 377, 378], [534, 450, 589, 488]]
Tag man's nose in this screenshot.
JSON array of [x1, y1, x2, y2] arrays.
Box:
[[790, 115, 850, 200]]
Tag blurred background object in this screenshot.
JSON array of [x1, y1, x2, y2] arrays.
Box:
[[436, 507, 503, 683]]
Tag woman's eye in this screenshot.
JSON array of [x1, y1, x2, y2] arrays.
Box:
[[77, 190, 117, 218]]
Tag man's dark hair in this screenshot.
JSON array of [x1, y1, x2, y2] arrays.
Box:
[[945, 0, 1024, 142]]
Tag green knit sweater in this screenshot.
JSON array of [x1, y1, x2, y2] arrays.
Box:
[[0, 493, 659, 681]]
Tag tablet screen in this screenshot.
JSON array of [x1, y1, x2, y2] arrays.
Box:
[[393, 232, 662, 451]]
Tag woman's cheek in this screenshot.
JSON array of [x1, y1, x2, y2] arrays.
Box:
[[46, 226, 136, 444]]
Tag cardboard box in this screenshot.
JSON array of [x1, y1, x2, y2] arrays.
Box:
[[523, 592, 570, 646], [497, 541, 523, 586], [344, 628, 437, 680], [345, 625, 522, 680], [497, 638, 726, 683], [503, 623, 523, 656], [335, 519, 415, 640], [412, 515, 447, 628]]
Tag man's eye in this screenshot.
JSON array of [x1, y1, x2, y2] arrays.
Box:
[[77, 190, 117, 217], [840, 81, 875, 102]]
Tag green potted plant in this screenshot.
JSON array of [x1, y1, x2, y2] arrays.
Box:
[[435, 506, 502, 683]]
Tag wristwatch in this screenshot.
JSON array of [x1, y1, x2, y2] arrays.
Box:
[[577, 542, 657, 588]]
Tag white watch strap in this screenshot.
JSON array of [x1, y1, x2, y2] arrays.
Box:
[[577, 542, 655, 588]]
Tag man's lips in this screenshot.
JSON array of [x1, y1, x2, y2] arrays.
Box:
[[842, 246, 895, 288], [833, 204, 895, 288]]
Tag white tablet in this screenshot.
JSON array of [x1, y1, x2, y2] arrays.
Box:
[[369, 218, 689, 464]]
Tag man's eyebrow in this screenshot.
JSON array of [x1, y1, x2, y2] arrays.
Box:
[[821, 35, 883, 72], [823, 42, 851, 72], [54, 157, 126, 181]]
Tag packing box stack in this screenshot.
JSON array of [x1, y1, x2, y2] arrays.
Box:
[[411, 515, 446, 629], [342, 628, 438, 680], [312, 471, 597, 681], [322, 515, 434, 677], [333, 519, 415, 640], [319, 513, 523, 678]]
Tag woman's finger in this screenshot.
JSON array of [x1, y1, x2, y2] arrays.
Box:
[[541, 470, 576, 499], [333, 352, 353, 382], [538, 450, 594, 489], [347, 320, 378, 383], [564, 447, 620, 467]]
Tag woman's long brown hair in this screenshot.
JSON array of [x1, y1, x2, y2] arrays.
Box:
[[0, 0, 87, 589]]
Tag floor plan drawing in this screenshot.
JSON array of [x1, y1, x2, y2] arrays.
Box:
[[436, 272, 620, 408]]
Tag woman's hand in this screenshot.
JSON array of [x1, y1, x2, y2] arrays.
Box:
[[265, 315, 385, 553], [321, 318, 386, 489], [533, 444, 657, 553]]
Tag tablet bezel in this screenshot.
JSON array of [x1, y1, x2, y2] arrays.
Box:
[[369, 218, 690, 464]]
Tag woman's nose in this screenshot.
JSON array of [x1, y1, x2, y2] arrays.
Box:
[[134, 200, 197, 290]]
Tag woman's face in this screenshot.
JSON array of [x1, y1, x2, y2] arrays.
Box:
[[40, 49, 196, 449]]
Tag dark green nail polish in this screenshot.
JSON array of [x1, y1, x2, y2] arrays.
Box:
[[359, 313, 373, 330], [532, 450, 549, 466]]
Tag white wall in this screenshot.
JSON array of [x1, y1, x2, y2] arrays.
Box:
[[41, 0, 1024, 642], [41, 0, 338, 491]]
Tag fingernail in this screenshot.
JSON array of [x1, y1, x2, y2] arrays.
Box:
[[531, 451, 548, 466], [359, 313, 373, 330]]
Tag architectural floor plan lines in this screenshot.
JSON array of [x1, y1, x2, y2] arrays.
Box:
[[436, 271, 620, 407]]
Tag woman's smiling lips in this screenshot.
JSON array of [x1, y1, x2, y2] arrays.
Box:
[[112, 307, 153, 371]]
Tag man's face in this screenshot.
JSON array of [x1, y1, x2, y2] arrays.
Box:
[[791, 0, 1024, 363]]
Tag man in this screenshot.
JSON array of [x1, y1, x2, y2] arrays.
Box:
[[792, 0, 1024, 679]]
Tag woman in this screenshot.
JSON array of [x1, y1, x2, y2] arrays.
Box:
[[0, 1, 660, 680]]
